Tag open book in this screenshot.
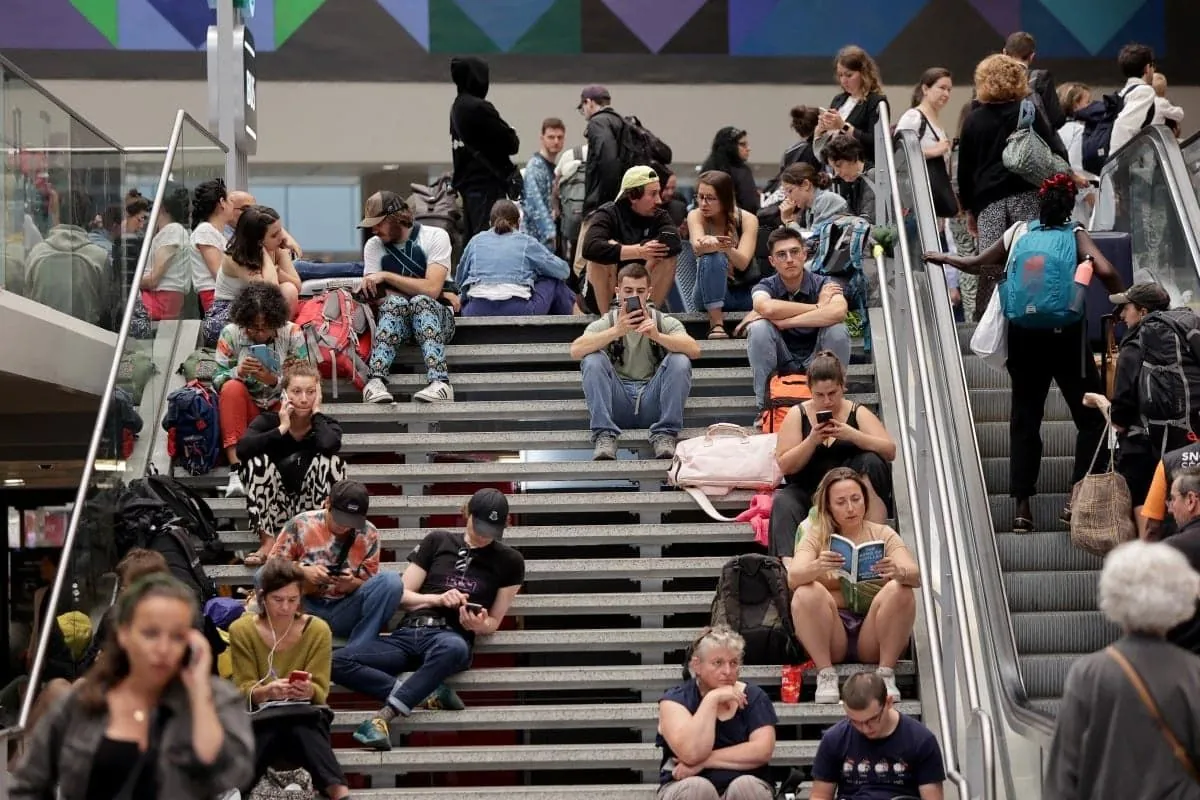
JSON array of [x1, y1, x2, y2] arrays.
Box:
[[829, 534, 886, 583]]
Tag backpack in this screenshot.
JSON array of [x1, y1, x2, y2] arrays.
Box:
[[759, 373, 812, 433], [143, 522, 219, 605], [162, 380, 221, 476], [1078, 85, 1154, 174], [116, 474, 224, 565], [809, 215, 873, 348], [296, 288, 375, 397], [101, 386, 142, 461], [710, 554, 802, 664], [408, 174, 465, 267], [556, 144, 588, 253], [618, 115, 673, 172], [1131, 309, 1200, 443], [998, 221, 1082, 329], [116, 349, 158, 405], [605, 307, 666, 366], [178, 347, 220, 385]]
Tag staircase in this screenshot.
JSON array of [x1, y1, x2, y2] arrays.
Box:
[[959, 323, 1118, 717], [183, 313, 920, 797]]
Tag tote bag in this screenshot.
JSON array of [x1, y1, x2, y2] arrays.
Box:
[[1003, 97, 1072, 186], [970, 290, 1008, 372], [1070, 419, 1136, 556]]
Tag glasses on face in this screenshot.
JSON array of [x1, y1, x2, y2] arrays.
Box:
[[773, 247, 805, 260], [847, 704, 886, 730], [455, 547, 472, 574], [697, 194, 719, 205]]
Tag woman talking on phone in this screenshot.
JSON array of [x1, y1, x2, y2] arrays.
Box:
[[9, 574, 254, 799], [230, 559, 348, 799], [236, 361, 345, 567], [213, 282, 310, 498]]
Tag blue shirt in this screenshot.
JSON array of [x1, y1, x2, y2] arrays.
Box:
[[751, 270, 834, 363], [656, 680, 777, 794], [521, 153, 556, 245], [811, 714, 946, 799], [455, 229, 570, 292]]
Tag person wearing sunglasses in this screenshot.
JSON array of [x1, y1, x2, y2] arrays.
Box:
[[332, 488, 525, 751]]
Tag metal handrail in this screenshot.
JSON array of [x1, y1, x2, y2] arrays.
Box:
[[13, 110, 226, 738], [875, 105, 997, 799], [0, 53, 123, 151]]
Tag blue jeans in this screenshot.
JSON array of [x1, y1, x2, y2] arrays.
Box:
[[580, 351, 692, 439], [331, 626, 472, 715], [292, 260, 364, 281], [302, 572, 404, 649], [746, 319, 851, 407], [695, 252, 754, 312]]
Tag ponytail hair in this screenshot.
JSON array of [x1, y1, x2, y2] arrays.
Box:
[[780, 162, 831, 191], [489, 199, 520, 235]]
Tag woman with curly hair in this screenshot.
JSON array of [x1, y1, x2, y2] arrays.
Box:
[[814, 45, 888, 166], [957, 53, 1073, 317], [925, 173, 1125, 533], [139, 185, 201, 321], [212, 282, 309, 497], [701, 127, 760, 213], [190, 178, 238, 313]]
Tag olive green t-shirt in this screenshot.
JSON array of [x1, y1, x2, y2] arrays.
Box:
[[583, 309, 686, 381]]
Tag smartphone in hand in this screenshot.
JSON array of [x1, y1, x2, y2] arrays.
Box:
[[288, 670, 311, 684], [624, 296, 643, 315], [246, 344, 280, 373], [464, 602, 485, 615], [816, 410, 834, 425]]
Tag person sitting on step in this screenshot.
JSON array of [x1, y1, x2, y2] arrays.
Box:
[[787, 468, 919, 703], [769, 352, 896, 563], [236, 361, 346, 568], [267, 480, 403, 650], [357, 191, 458, 405], [455, 199, 577, 316], [810, 671, 946, 800], [744, 227, 851, 411], [656, 626, 777, 800], [213, 282, 310, 498], [687, 170, 760, 339], [569, 263, 701, 461], [229, 558, 349, 800], [333, 489, 525, 752], [140, 186, 201, 322]]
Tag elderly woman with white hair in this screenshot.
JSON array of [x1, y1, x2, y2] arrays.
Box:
[[1045, 541, 1200, 799], [655, 627, 777, 800]]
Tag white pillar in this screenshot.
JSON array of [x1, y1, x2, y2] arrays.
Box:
[[206, 0, 256, 190]]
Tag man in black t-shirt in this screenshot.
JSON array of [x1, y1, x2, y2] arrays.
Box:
[[331, 488, 525, 751]]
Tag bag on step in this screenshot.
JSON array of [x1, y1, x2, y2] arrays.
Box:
[[143, 522, 219, 605], [668, 424, 783, 521], [162, 380, 221, 476], [998, 221, 1082, 329], [296, 288, 375, 397], [1070, 421, 1135, 557], [249, 767, 317, 800], [116, 474, 224, 564], [759, 373, 812, 433], [710, 554, 802, 665], [408, 173, 465, 267], [116, 349, 158, 405], [179, 347, 221, 385]]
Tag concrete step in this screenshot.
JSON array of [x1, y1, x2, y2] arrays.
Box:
[[218, 522, 755, 550], [333, 740, 818, 772], [447, 312, 749, 345], [346, 788, 810, 800], [982, 456, 1075, 495], [394, 339, 754, 367], [989, 493, 1072, 533], [336, 427, 719, 455], [1004, 570, 1099, 613], [331, 700, 923, 732], [207, 555, 732, 585], [206, 489, 757, 519], [970, 388, 1071, 423], [975, 421, 1077, 459]]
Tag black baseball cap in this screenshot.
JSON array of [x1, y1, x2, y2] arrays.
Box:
[[330, 480, 370, 530], [468, 488, 508, 539], [1109, 282, 1170, 312], [578, 84, 610, 110]]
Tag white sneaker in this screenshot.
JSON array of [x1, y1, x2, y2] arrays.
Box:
[[814, 667, 840, 704], [877, 666, 901, 701], [413, 381, 454, 403], [363, 377, 394, 404], [224, 472, 245, 498]]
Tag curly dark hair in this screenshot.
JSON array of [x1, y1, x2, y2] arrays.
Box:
[[229, 282, 290, 330], [1038, 173, 1077, 227], [227, 205, 281, 271], [160, 185, 191, 227], [191, 178, 227, 228], [822, 133, 864, 165], [701, 126, 748, 173]]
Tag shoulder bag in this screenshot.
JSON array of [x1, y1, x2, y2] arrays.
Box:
[[917, 112, 959, 217], [1003, 97, 1072, 186], [1107, 646, 1200, 782]]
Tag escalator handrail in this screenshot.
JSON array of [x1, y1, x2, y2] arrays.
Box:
[[0, 53, 123, 151], [15, 110, 227, 736], [892, 126, 1058, 750], [874, 104, 995, 800]]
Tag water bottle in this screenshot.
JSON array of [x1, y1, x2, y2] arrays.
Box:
[[1070, 255, 1094, 316]]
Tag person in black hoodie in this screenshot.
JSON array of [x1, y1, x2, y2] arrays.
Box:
[[237, 361, 345, 566], [701, 126, 760, 213], [449, 57, 520, 240]]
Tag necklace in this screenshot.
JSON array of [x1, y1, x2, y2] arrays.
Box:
[[133, 709, 146, 723]]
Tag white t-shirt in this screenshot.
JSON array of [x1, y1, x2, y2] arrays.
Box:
[[149, 221, 198, 293], [836, 96, 859, 120], [895, 107, 946, 153], [363, 225, 452, 277], [190, 221, 228, 292]]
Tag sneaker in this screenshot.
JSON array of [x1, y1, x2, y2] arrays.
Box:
[[814, 667, 840, 704], [352, 717, 392, 751], [363, 378, 394, 404], [413, 380, 454, 403], [592, 432, 618, 461], [420, 683, 466, 711], [224, 472, 245, 498], [649, 434, 677, 459], [877, 666, 901, 701]]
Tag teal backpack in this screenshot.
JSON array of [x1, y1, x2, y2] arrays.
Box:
[[999, 221, 1082, 329]]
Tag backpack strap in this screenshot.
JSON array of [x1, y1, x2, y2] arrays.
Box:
[[145, 475, 218, 542]]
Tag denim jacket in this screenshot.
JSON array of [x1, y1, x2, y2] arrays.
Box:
[[10, 677, 255, 800], [455, 229, 570, 291], [521, 153, 556, 245]]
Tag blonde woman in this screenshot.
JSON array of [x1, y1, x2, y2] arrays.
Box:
[[786, 467, 919, 704]]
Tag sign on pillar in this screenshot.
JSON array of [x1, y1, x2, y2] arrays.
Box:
[[206, 0, 258, 189], [236, 25, 258, 156]]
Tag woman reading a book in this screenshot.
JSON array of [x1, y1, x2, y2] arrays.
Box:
[[787, 468, 919, 705]]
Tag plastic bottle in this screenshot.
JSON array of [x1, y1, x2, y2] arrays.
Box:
[[1070, 257, 1093, 315]]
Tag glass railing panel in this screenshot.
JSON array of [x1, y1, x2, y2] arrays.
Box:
[[1, 56, 127, 331], [1180, 132, 1200, 203]]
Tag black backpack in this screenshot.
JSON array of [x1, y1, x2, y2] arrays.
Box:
[[115, 475, 227, 565], [143, 522, 219, 605], [710, 554, 802, 664], [1131, 309, 1200, 443], [619, 115, 672, 172], [1077, 85, 1153, 174]]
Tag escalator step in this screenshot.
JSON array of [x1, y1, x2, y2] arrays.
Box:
[[971, 389, 1073, 423], [975, 421, 1077, 459], [1019, 654, 1083, 699], [963, 356, 1014, 389], [995, 532, 1105, 572], [983, 456, 1074, 495], [1004, 570, 1099, 613], [1029, 697, 1062, 717], [1012, 611, 1119, 654], [989, 494, 1072, 533]]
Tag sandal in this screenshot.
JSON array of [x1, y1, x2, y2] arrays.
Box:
[[243, 550, 269, 567], [1012, 516, 1035, 534], [707, 324, 729, 340], [1059, 503, 1073, 525]]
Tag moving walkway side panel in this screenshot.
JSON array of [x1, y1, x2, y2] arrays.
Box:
[[0, 290, 116, 396]]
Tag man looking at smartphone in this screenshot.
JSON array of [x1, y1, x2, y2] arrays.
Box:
[[569, 263, 701, 460], [581, 166, 682, 313], [332, 488, 525, 751]]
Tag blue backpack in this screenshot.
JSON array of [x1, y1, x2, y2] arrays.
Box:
[[999, 221, 1081, 328], [162, 380, 221, 475], [810, 215, 873, 349]]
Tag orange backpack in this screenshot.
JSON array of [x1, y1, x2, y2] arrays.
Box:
[[758, 373, 812, 433]]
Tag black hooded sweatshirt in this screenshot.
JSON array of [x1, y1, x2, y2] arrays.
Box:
[[449, 57, 520, 192]]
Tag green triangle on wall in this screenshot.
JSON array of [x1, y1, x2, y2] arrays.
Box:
[[510, 0, 580, 54], [430, 0, 499, 54], [276, 0, 326, 47], [69, 0, 118, 46]]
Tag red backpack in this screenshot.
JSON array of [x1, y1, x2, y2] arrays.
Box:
[[295, 288, 375, 396]]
